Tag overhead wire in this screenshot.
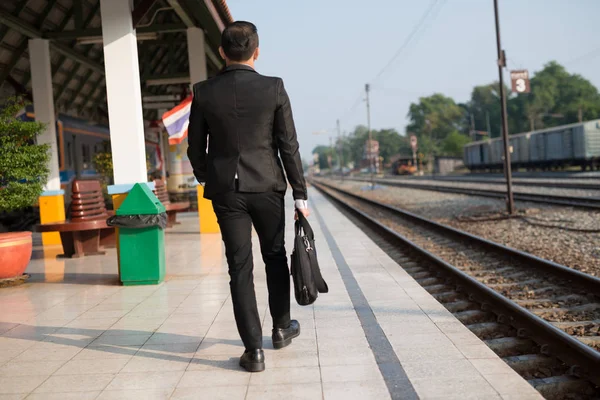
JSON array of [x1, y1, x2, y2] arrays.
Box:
[[339, 92, 365, 121], [330, 0, 447, 142], [564, 46, 600, 66], [371, 0, 445, 84]]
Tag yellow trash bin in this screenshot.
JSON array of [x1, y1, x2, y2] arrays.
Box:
[[196, 185, 220, 233]]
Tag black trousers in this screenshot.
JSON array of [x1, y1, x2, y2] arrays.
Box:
[[212, 190, 290, 351]]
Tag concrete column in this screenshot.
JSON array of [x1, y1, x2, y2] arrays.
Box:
[[100, 0, 157, 281], [30, 38, 65, 246], [187, 27, 207, 85], [167, 28, 208, 194], [186, 28, 217, 232], [100, 0, 147, 186], [29, 39, 60, 192]]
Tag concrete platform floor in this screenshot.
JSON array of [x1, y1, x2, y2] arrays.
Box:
[[0, 189, 542, 399]]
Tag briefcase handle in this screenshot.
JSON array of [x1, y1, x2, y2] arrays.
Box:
[[295, 208, 314, 240]]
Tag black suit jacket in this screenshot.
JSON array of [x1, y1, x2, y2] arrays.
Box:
[[187, 64, 307, 201]]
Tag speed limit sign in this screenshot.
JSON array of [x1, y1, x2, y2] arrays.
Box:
[[510, 70, 530, 93]]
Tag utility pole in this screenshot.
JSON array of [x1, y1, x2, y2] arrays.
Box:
[[365, 83, 374, 188], [426, 119, 433, 175], [529, 115, 535, 132], [486, 111, 492, 137], [328, 136, 333, 172], [337, 119, 344, 181], [494, 0, 515, 214]]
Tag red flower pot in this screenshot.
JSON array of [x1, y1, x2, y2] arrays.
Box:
[[0, 232, 32, 280]]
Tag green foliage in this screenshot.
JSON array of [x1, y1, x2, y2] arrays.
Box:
[[345, 125, 369, 168], [93, 142, 114, 186], [0, 97, 50, 212], [93, 143, 152, 185], [406, 94, 465, 141], [372, 129, 409, 163], [469, 61, 600, 136], [465, 83, 504, 138], [401, 61, 600, 160], [311, 145, 333, 170], [314, 61, 599, 171], [93, 144, 113, 204], [441, 131, 471, 157], [406, 94, 465, 157], [314, 126, 411, 170]]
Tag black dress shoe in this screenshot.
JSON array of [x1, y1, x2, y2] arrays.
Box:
[[239, 349, 265, 372], [272, 320, 300, 349]]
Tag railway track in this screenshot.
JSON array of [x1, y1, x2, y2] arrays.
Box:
[[312, 179, 600, 399], [347, 177, 600, 210], [405, 176, 600, 191], [454, 171, 600, 180]]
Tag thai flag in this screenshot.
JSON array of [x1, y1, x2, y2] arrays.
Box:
[[161, 95, 193, 145]]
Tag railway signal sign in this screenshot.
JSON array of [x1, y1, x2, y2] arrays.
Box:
[[510, 70, 531, 93], [410, 135, 418, 151]]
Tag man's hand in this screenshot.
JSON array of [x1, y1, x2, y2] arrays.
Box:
[[294, 207, 310, 220], [294, 199, 309, 220]]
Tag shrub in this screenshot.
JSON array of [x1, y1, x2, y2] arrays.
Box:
[[0, 98, 50, 212]]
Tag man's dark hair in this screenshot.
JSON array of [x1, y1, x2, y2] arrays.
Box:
[[221, 21, 259, 62]]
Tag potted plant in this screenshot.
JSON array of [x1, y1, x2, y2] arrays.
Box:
[[0, 97, 50, 282]]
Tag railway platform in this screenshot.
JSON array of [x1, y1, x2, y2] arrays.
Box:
[[0, 188, 542, 399]]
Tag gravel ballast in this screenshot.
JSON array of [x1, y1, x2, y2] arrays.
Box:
[[318, 178, 600, 277]]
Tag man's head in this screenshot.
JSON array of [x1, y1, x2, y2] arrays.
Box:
[[219, 21, 259, 66]]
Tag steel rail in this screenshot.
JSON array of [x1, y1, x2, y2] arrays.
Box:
[[347, 177, 600, 210], [312, 179, 600, 384]]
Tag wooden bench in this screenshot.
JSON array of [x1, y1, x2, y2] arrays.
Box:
[[36, 180, 116, 258], [153, 179, 190, 227]]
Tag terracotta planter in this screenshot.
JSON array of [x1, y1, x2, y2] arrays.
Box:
[[0, 232, 32, 279]]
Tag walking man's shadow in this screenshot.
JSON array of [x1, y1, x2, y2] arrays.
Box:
[[2, 324, 268, 371]]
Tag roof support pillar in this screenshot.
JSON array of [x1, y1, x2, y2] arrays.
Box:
[[187, 27, 208, 85], [165, 27, 208, 192], [100, 0, 147, 185], [29, 38, 60, 192]]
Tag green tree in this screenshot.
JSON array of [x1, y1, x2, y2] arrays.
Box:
[[333, 126, 412, 170], [0, 97, 50, 212], [495, 61, 599, 135], [406, 93, 465, 155], [441, 131, 471, 157], [511, 62, 561, 132], [465, 83, 503, 138], [372, 129, 409, 164], [311, 145, 335, 170], [542, 61, 600, 124], [345, 125, 369, 168]]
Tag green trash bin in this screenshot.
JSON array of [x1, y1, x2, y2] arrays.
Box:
[[115, 183, 166, 286]]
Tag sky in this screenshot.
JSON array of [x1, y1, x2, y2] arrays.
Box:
[[226, 0, 600, 162]]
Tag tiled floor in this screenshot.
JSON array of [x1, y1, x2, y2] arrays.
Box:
[[0, 189, 542, 399]]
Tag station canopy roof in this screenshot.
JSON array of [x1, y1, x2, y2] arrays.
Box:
[[0, 0, 233, 122]]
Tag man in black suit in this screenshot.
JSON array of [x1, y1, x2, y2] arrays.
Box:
[[187, 21, 308, 372]]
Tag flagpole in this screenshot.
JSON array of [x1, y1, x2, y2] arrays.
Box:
[[159, 128, 168, 181], [158, 109, 168, 182]]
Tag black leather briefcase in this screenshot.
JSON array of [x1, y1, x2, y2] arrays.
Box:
[[290, 211, 328, 306]]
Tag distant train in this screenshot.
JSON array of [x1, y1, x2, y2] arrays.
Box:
[[20, 108, 162, 190], [463, 119, 600, 172], [390, 156, 418, 175]]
